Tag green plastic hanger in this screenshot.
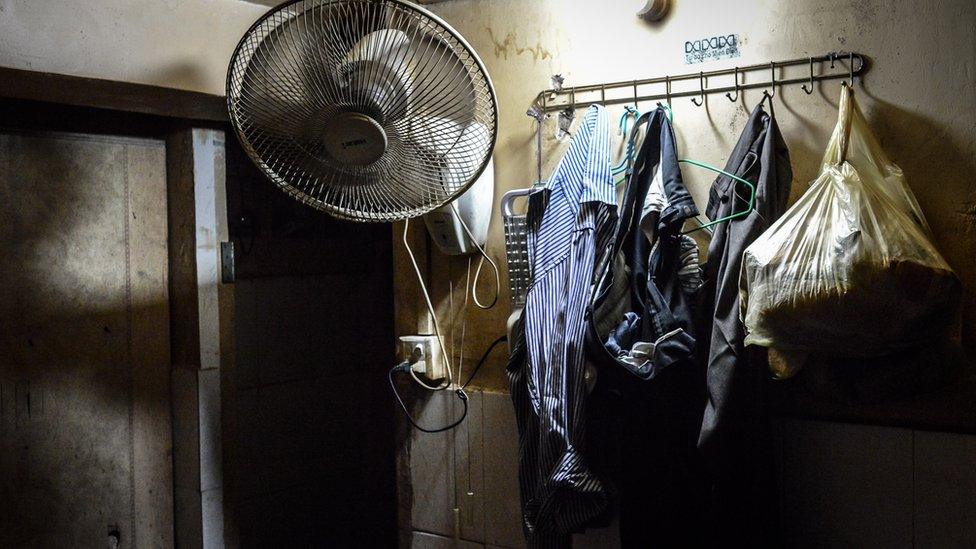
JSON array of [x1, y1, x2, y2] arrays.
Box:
[[678, 158, 756, 234], [615, 103, 757, 231], [659, 102, 673, 122], [612, 106, 641, 175], [657, 102, 756, 233]]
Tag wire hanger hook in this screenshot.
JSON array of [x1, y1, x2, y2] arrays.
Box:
[[844, 51, 855, 88], [762, 61, 776, 102], [725, 67, 739, 102], [691, 71, 705, 106], [801, 56, 815, 94]]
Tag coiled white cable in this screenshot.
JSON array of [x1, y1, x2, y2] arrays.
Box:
[[448, 201, 500, 310], [402, 202, 499, 392]]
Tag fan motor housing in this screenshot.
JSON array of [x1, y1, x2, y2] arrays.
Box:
[[322, 112, 388, 166]]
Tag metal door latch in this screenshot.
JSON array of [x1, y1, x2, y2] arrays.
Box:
[[220, 241, 235, 284]]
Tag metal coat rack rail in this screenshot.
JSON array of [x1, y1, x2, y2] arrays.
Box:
[[529, 51, 868, 114]]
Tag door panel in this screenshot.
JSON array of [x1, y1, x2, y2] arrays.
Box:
[[0, 131, 172, 547]]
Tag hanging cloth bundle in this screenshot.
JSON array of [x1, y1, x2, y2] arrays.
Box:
[[583, 105, 709, 547], [586, 106, 700, 380], [741, 86, 961, 357]]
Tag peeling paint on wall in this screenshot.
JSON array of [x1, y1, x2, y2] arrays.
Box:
[[486, 27, 552, 61]]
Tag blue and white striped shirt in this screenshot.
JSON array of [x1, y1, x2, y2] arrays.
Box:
[[507, 105, 617, 547]]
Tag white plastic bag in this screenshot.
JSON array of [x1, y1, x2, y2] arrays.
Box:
[[740, 86, 960, 357]]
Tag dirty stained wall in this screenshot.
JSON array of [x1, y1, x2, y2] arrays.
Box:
[[401, 0, 976, 391]]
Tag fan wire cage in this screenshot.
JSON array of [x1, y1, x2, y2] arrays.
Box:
[[227, 0, 497, 222]]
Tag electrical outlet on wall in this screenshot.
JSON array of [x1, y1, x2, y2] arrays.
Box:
[[398, 335, 447, 381]]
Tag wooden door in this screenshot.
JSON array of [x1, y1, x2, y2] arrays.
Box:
[[0, 131, 173, 547]]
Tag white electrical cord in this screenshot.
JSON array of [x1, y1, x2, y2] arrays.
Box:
[[455, 257, 471, 385], [401, 200, 498, 392], [448, 201, 500, 310], [402, 218, 453, 391], [448, 269, 456, 381]]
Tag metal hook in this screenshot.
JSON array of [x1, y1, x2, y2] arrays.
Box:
[[801, 56, 815, 94], [633, 80, 639, 109], [845, 52, 855, 87], [665, 75, 672, 108], [526, 102, 545, 185], [691, 71, 705, 106], [725, 67, 739, 102], [763, 61, 776, 101]]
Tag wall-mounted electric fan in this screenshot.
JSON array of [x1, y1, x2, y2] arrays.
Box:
[[227, 0, 497, 224], [227, 0, 500, 432]]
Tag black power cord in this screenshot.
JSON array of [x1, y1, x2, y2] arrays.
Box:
[[461, 334, 508, 389], [389, 334, 508, 433], [389, 362, 468, 433]]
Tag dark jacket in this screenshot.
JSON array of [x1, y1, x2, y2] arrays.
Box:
[[697, 103, 793, 545]]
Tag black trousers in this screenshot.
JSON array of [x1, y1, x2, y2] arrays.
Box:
[[587, 357, 709, 548]]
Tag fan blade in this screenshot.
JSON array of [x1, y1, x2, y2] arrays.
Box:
[[344, 29, 410, 64]]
